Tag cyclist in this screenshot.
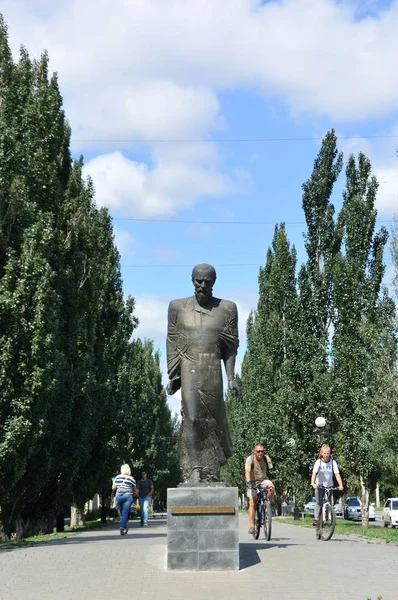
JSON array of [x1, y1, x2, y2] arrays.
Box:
[[245, 443, 275, 535], [310, 443, 343, 526]]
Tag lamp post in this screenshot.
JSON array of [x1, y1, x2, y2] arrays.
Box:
[[315, 416, 334, 448]]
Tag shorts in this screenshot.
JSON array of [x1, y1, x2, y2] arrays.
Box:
[[247, 479, 273, 499]]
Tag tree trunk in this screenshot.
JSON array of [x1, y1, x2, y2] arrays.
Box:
[[56, 511, 65, 532], [360, 474, 369, 529], [0, 503, 20, 540], [375, 482, 380, 508], [276, 497, 282, 517], [70, 505, 85, 528], [36, 516, 54, 535]]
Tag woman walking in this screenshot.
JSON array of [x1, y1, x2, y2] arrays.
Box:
[[112, 464, 137, 535]]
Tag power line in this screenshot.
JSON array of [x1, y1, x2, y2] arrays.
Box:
[[119, 264, 395, 283], [73, 134, 398, 144], [113, 217, 395, 225], [121, 263, 262, 268]]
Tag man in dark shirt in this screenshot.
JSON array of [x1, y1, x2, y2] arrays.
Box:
[[137, 470, 154, 527]]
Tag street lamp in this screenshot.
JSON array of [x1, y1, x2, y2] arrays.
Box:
[[315, 416, 334, 447], [315, 416, 326, 429]]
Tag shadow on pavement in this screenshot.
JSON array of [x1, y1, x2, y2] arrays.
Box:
[[54, 531, 167, 545], [0, 528, 167, 552], [239, 540, 298, 569]]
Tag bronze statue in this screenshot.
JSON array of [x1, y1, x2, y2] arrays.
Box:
[[166, 264, 239, 482]]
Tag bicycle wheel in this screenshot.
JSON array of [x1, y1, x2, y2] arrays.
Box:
[[254, 507, 261, 540], [263, 501, 272, 540], [319, 503, 336, 541]]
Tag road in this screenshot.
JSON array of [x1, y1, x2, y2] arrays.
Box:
[[1, 513, 397, 600]]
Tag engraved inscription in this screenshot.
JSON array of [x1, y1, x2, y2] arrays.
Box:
[[171, 505, 235, 515]]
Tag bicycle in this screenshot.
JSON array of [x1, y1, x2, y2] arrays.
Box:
[[315, 485, 338, 541], [252, 484, 272, 541]]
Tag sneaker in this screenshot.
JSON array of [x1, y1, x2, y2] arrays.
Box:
[[312, 519, 318, 527], [248, 526, 254, 535], [143, 523, 148, 527], [120, 529, 128, 535]]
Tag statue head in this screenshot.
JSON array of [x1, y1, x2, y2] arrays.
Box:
[[192, 263, 216, 307]]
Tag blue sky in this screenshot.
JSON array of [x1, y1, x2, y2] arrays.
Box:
[[2, 0, 398, 414]]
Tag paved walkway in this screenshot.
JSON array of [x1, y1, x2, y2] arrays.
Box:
[[0, 515, 397, 600]]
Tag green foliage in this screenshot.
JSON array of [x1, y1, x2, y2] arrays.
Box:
[[227, 130, 397, 522], [226, 225, 309, 503], [392, 216, 398, 297], [0, 15, 179, 538], [115, 339, 181, 500], [332, 153, 396, 506]]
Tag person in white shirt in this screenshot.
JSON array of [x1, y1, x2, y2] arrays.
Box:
[[112, 464, 138, 535], [310, 444, 343, 526]]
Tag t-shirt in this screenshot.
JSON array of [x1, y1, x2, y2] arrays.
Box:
[[312, 458, 339, 488], [245, 454, 273, 484], [114, 474, 136, 494], [138, 478, 153, 498]]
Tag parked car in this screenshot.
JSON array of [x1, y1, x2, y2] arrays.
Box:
[[344, 497, 375, 521], [382, 498, 398, 528], [303, 497, 316, 515], [334, 500, 343, 516]]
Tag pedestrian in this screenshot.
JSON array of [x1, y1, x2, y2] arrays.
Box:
[[137, 470, 154, 527], [112, 464, 137, 535]]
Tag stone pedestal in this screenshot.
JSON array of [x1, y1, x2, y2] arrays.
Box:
[[167, 485, 239, 571]]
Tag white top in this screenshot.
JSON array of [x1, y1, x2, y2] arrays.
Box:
[[312, 458, 339, 488]]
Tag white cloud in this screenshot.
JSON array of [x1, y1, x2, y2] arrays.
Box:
[[67, 82, 223, 142], [133, 295, 169, 345], [338, 128, 398, 216], [4, 0, 398, 129], [4, 0, 398, 220], [84, 150, 230, 218], [373, 164, 398, 215]]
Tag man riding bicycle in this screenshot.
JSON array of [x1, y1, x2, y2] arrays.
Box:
[[245, 443, 275, 535]]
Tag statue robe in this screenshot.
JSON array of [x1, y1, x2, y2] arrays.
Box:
[[167, 295, 239, 481]]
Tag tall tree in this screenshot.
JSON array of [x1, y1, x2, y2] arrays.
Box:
[[332, 153, 396, 526], [115, 339, 181, 500], [229, 224, 302, 508], [0, 16, 137, 537]]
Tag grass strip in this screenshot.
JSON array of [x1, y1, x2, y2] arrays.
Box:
[[0, 518, 119, 549], [275, 515, 398, 543]]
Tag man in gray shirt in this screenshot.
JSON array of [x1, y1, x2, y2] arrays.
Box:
[[138, 470, 154, 527]]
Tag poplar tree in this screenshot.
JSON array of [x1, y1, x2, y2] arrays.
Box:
[[0, 17, 136, 537], [229, 131, 396, 521], [232, 224, 301, 507], [332, 153, 396, 526], [116, 339, 181, 500]]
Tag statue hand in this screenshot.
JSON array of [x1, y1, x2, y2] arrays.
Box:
[[166, 378, 181, 395], [228, 378, 240, 398]]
